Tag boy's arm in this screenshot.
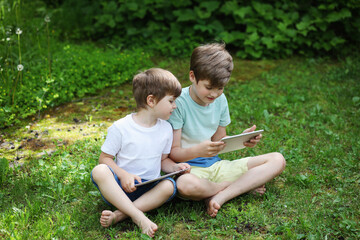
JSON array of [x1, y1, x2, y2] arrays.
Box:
[[99, 152, 141, 192], [169, 128, 225, 162], [211, 126, 227, 142], [161, 154, 191, 174]]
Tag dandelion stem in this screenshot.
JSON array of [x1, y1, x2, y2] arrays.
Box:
[[46, 21, 51, 80], [18, 34, 21, 64], [12, 71, 20, 105]]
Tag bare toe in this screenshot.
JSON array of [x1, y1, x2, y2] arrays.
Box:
[[100, 210, 116, 228], [252, 185, 266, 196], [205, 198, 221, 218], [143, 222, 158, 238], [137, 218, 158, 238]]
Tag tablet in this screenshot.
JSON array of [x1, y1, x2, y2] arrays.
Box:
[[135, 168, 190, 187], [218, 130, 264, 154]]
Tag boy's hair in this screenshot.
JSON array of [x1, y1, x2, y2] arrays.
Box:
[[133, 68, 182, 109], [190, 43, 234, 87]]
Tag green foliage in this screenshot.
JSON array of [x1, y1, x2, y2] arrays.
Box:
[[0, 157, 9, 186], [0, 0, 152, 128], [52, 0, 360, 58], [0, 42, 151, 128]]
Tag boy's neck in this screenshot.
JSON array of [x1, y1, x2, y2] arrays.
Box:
[[132, 110, 158, 128]]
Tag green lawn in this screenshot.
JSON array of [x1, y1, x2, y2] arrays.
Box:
[[0, 56, 359, 239]]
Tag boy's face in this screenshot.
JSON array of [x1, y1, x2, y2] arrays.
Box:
[[189, 72, 224, 106], [153, 95, 177, 120]]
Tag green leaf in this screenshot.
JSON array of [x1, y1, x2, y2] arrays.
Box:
[[330, 37, 345, 46], [234, 6, 253, 19], [252, 2, 273, 18], [249, 31, 259, 42], [126, 2, 138, 11], [219, 31, 244, 44], [199, 1, 220, 13], [173, 9, 196, 22], [326, 8, 352, 22], [195, 1, 220, 19], [220, 1, 239, 15], [296, 20, 311, 31], [262, 37, 276, 49]]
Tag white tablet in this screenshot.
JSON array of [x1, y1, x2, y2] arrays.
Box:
[[218, 130, 264, 154], [135, 168, 190, 187]]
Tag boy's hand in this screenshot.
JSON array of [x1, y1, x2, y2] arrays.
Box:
[[197, 140, 225, 157], [242, 125, 262, 148], [119, 172, 142, 193], [174, 163, 191, 174]]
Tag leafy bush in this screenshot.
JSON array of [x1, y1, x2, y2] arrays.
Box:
[[0, 0, 152, 128], [52, 0, 360, 58], [0, 42, 151, 128]]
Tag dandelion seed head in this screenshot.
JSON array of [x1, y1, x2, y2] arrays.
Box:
[[44, 15, 51, 23], [6, 38, 11, 41], [16, 28, 22, 35], [17, 64, 24, 72]]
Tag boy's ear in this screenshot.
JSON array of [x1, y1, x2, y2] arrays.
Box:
[[146, 95, 157, 107], [189, 71, 196, 84]]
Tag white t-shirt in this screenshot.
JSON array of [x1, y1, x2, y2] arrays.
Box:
[[101, 113, 173, 180]]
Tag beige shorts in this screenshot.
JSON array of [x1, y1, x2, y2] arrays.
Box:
[[190, 158, 250, 183]]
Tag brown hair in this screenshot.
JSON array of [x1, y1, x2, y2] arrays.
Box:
[[132, 68, 182, 109], [190, 43, 234, 87]]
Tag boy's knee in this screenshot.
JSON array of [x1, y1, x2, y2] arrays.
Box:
[[272, 152, 286, 171], [176, 175, 201, 196], [92, 164, 111, 182], [159, 179, 176, 195]]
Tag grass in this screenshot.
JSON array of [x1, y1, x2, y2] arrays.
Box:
[[0, 55, 359, 239]]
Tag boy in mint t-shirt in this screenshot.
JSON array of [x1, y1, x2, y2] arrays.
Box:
[[91, 68, 190, 237], [168, 43, 286, 217]]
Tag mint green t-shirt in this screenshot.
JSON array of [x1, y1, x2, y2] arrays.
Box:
[[168, 86, 231, 167]]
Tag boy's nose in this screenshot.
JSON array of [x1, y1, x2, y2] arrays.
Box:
[[210, 91, 219, 97]]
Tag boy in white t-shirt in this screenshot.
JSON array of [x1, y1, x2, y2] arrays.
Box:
[[91, 68, 190, 238]]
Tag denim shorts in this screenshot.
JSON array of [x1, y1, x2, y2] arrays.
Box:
[[91, 166, 177, 206]]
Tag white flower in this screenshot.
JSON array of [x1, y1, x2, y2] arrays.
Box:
[[6, 38, 10, 41], [16, 28, 22, 35], [44, 16, 51, 23], [17, 64, 24, 71]]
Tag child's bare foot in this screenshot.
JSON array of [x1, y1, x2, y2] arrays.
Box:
[[252, 185, 266, 196], [100, 210, 127, 227], [204, 181, 232, 218], [133, 216, 158, 238], [205, 197, 221, 218]]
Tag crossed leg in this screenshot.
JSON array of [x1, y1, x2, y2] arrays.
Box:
[[206, 152, 286, 217], [100, 179, 174, 227], [92, 164, 174, 237], [176, 152, 285, 217]]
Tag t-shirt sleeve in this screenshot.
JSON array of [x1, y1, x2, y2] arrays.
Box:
[[162, 122, 173, 154], [219, 94, 231, 127], [168, 98, 185, 130], [101, 124, 122, 157]]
